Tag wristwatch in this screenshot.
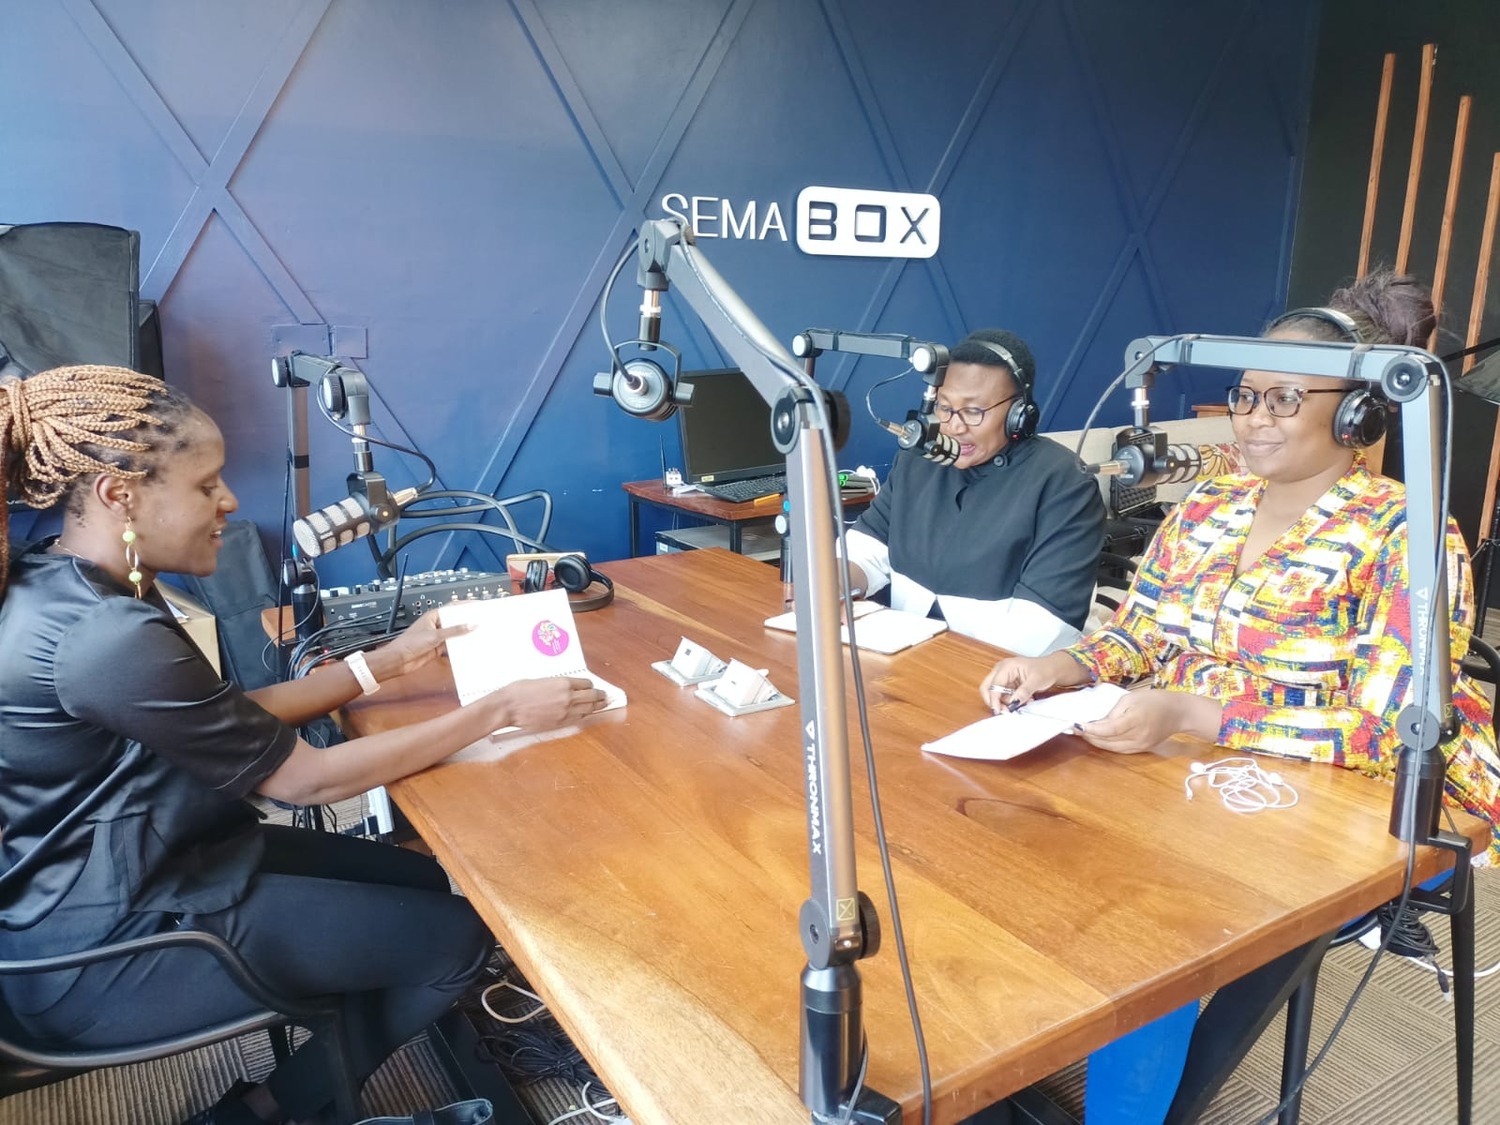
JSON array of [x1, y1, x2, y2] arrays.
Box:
[[345, 650, 381, 695]]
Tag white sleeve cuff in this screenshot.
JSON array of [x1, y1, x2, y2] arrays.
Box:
[[936, 595, 1081, 656], [841, 527, 893, 597]]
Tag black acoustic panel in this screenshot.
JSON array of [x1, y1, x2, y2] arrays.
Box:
[[0, 221, 141, 375]]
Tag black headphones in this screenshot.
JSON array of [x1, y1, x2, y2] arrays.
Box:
[[969, 339, 1039, 443], [1266, 306, 1387, 449], [522, 553, 615, 612]]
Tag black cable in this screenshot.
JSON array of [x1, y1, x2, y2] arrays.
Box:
[[384, 554, 409, 636], [313, 386, 439, 491]]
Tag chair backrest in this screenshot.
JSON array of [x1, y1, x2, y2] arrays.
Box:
[[1463, 633, 1500, 735]]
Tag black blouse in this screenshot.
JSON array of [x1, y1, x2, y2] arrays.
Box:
[[854, 435, 1106, 628], [0, 541, 296, 999]]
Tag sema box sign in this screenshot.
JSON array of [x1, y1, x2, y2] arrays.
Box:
[[658, 186, 940, 259]]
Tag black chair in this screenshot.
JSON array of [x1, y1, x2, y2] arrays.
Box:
[[0, 928, 361, 1123], [1275, 633, 1499, 1124], [1093, 551, 1138, 615]]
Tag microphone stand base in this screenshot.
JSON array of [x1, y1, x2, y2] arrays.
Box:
[[811, 1089, 901, 1125]]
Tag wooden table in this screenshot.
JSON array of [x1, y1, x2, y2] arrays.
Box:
[[621, 478, 871, 557], [343, 549, 1484, 1124]]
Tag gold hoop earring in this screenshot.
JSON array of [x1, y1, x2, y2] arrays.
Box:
[[122, 519, 143, 599]]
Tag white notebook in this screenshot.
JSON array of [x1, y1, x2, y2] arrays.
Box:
[[438, 589, 626, 730], [763, 601, 947, 655]]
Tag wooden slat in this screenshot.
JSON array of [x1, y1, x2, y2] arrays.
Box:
[[1429, 95, 1472, 336], [1472, 155, 1500, 546], [1395, 43, 1437, 274], [1358, 53, 1397, 279]]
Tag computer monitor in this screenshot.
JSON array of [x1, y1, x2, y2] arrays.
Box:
[[677, 369, 785, 486]]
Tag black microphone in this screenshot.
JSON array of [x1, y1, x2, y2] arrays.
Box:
[[292, 478, 418, 558], [1086, 428, 1205, 487]]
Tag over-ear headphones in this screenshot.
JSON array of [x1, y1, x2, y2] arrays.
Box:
[[969, 339, 1039, 443], [521, 553, 615, 612], [1266, 306, 1387, 449]]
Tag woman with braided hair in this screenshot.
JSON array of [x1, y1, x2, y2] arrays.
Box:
[[0, 367, 608, 1125]]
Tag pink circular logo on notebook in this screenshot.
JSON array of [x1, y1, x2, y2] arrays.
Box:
[[532, 620, 570, 656]]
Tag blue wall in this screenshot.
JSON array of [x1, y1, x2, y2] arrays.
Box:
[[3, 0, 1319, 585]]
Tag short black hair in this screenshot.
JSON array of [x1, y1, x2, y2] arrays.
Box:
[[950, 328, 1035, 394]]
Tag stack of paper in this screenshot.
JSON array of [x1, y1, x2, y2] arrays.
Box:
[[921, 683, 1128, 761], [763, 601, 946, 655], [439, 589, 626, 731]]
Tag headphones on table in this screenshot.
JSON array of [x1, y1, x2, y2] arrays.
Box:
[[520, 553, 615, 612], [1265, 306, 1388, 449], [969, 339, 1039, 443]]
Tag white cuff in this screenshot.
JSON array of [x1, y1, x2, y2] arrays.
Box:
[[345, 650, 381, 695]]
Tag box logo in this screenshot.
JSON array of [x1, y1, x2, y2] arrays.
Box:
[[795, 186, 940, 259]]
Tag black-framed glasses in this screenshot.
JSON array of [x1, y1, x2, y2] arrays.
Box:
[[935, 394, 1018, 426], [1225, 385, 1348, 418]]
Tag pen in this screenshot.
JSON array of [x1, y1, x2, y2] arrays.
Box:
[[751, 492, 783, 506]]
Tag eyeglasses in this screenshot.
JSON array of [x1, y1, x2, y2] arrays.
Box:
[[1225, 385, 1348, 417], [934, 394, 1018, 427]]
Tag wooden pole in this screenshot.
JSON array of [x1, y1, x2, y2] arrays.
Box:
[[1429, 95, 1471, 339], [1395, 43, 1437, 274], [1358, 53, 1396, 279], [1471, 154, 1500, 547]]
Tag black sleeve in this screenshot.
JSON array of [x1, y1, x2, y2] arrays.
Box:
[[53, 599, 297, 798], [1014, 464, 1107, 628]]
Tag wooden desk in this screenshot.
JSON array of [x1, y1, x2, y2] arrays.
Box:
[[621, 478, 871, 557], [343, 550, 1483, 1124]]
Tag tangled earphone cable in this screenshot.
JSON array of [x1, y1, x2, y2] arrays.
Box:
[[1183, 757, 1299, 813]]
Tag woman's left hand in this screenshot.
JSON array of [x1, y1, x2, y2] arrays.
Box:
[[1074, 688, 1222, 755], [368, 611, 473, 682]]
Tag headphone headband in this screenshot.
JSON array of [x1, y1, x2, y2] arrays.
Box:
[[970, 339, 1030, 389], [1268, 306, 1364, 344], [962, 338, 1038, 444]]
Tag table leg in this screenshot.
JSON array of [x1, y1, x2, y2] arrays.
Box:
[[1163, 931, 1337, 1125], [1450, 864, 1476, 1125], [629, 497, 641, 557], [730, 522, 742, 553]]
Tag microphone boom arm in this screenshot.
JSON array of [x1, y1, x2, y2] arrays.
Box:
[[630, 219, 888, 1121]]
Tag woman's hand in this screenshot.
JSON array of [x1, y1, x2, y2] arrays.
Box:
[[979, 650, 1090, 713], [1073, 688, 1223, 754], [368, 611, 473, 682], [491, 677, 607, 730]]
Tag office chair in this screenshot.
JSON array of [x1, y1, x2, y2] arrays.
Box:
[[1092, 551, 1138, 616], [1276, 633, 1498, 1124], [0, 928, 361, 1124]]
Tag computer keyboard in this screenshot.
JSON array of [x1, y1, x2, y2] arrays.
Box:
[[699, 474, 786, 503]]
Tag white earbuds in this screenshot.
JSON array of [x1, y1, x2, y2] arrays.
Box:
[[1184, 757, 1298, 813]]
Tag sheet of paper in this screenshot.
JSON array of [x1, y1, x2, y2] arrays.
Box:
[[763, 602, 946, 654], [921, 683, 1128, 761], [439, 590, 626, 726]]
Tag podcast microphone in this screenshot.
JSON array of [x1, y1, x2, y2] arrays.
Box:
[[1086, 427, 1205, 487], [292, 475, 419, 558], [874, 411, 959, 464]]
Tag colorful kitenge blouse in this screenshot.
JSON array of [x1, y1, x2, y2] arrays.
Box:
[[1069, 461, 1500, 861]]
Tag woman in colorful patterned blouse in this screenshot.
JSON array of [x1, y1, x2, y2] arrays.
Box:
[[981, 271, 1500, 862]]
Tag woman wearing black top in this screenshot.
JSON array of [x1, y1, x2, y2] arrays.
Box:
[[0, 366, 607, 1124]]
